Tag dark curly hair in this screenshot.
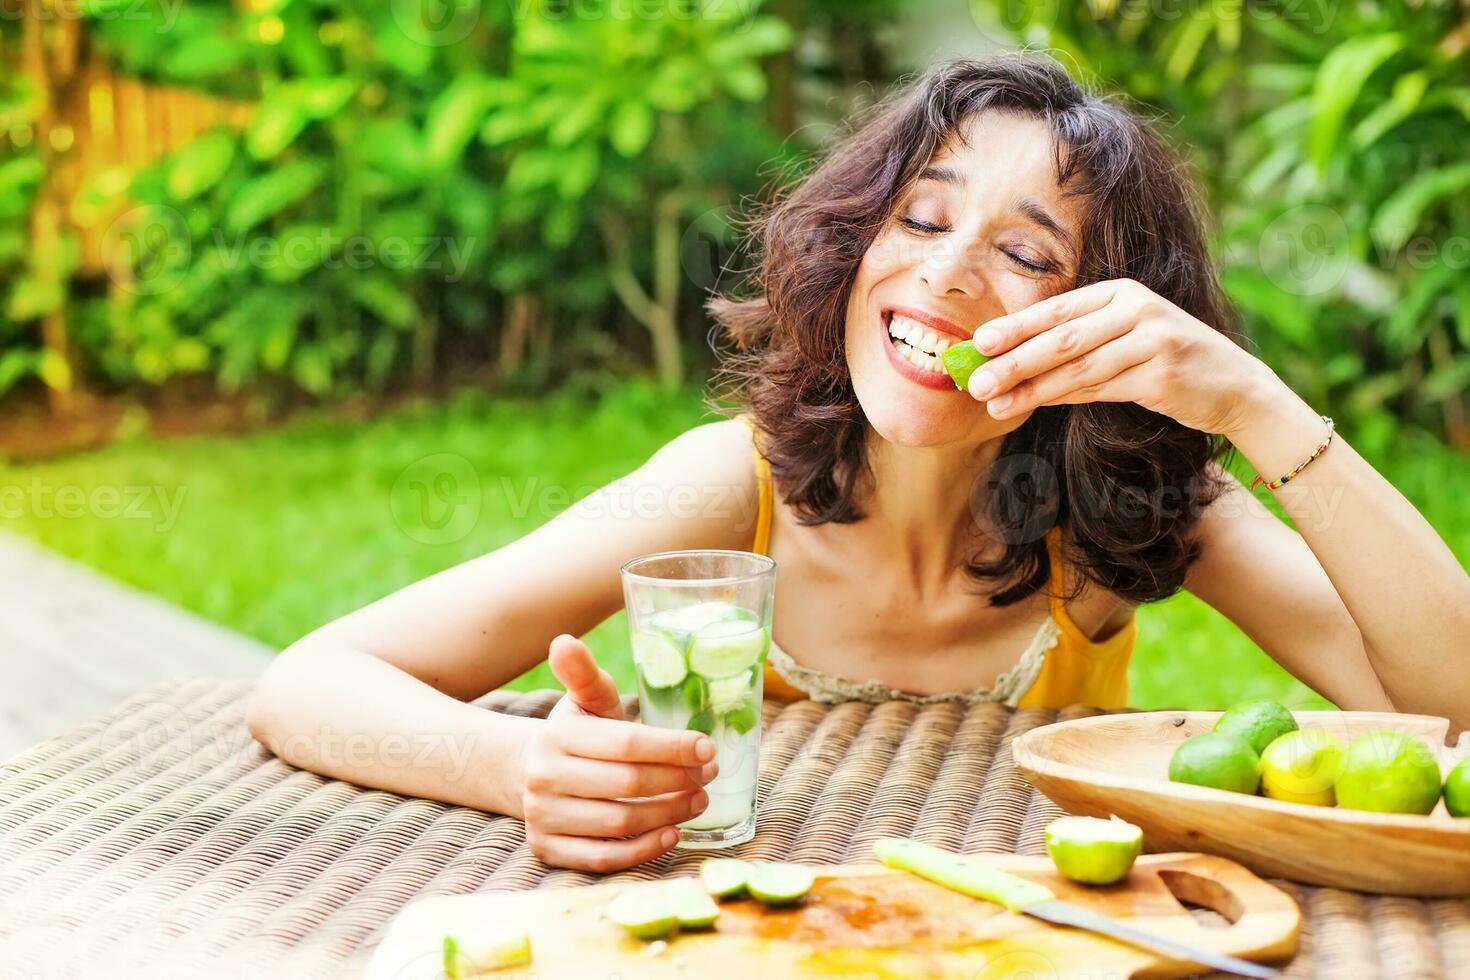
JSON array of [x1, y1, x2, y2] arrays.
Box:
[[709, 54, 1234, 607]]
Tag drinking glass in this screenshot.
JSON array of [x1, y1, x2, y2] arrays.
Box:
[[620, 550, 776, 849]]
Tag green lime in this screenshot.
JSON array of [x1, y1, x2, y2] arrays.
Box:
[[1214, 700, 1299, 756], [1444, 758, 1470, 818], [632, 629, 687, 689], [1259, 729, 1345, 807], [747, 862, 815, 905], [608, 888, 680, 940], [700, 858, 752, 899], [443, 926, 532, 977], [941, 339, 988, 391], [1335, 731, 1443, 815], [1168, 732, 1260, 795], [666, 877, 722, 929], [688, 620, 768, 678], [1043, 816, 1142, 886]]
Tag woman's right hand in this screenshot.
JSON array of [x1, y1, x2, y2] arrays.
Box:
[[518, 634, 717, 872]]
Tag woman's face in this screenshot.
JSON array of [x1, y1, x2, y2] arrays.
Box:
[[845, 111, 1085, 448]]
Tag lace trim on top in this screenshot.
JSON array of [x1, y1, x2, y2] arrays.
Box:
[[765, 617, 1061, 707]]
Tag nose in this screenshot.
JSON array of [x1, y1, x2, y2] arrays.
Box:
[[916, 233, 985, 299]]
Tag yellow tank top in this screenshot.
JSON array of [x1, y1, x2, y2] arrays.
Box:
[[748, 425, 1134, 709]]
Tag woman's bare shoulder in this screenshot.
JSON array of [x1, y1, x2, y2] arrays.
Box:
[[630, 417, 761, 543]]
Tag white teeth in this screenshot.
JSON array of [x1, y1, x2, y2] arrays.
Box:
[[922, 329, 939, 350], [934, 337, 952, 354]]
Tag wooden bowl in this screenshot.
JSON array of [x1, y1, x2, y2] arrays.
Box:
[[1012, 710, 1470, 896]]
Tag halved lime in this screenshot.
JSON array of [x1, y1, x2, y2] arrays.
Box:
[[666, 877, 722, 929], [689, 620, 768, 678], [941, 339, 988, 392], [607, 888, 680, 940], [1043, 816, 1142, 885], [443, 926, 532, 977], [1444, 758, 1469, 817], [701, 858, 753, 899], [747, 862, 815, 905], [632, 629, 687, 689]]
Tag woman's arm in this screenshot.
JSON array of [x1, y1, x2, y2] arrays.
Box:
[[245, 418, 760, 822], [1217, 376, 1470, 725], [965, 277, 1470, 727]]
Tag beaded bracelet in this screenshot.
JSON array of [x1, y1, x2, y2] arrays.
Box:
[[1250, 416, 1335, 491]]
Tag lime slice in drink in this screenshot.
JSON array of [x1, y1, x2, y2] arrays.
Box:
[[689, 620, 768, 678], [701, 858, 752, 898], [708, 673, 754, 714], [941, 339, 988, 392], [725, 703, 759, 735], [666, 877, 722, 929], [654, 601, 750, 637], [1444, 758, 1469, 817], [442, 927, 532, 978], [747, 862, 815, 905], [1043, 815, 1142, 885], [632, 629, 687, 689], [607, 888, 680, 940]]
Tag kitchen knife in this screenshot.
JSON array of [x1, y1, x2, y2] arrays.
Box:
[[874, 838, 1279, 979]]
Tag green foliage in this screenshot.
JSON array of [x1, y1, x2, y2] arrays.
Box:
[[973, 0, 1470, 444], [5, 0, 794, 399]]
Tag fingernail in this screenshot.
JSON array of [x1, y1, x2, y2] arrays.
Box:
[[969, 370, 996, 400], [693, 735, 714, 763], [691, 791, 709, 813], [661, 828, 679, 848], [989, 392, 1013, 413], [975, 327, 999, 352], [700, 761, 719, 783]]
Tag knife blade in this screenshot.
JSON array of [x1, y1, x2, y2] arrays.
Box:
[[873, 839, 1279, 979]]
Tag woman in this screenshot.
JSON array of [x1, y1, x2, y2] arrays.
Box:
[[247, 56, 1469, 872]]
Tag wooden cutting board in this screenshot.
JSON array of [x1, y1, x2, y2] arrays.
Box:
[[366, 852, 1299, 979]]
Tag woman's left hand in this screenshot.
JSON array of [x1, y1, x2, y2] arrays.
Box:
[[965, 278, 1277, 436]]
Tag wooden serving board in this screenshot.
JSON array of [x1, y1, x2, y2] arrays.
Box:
[[1012, 710, 1470, 896], [366, 853, 1299, 980]]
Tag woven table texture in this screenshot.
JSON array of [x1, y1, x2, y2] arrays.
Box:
[[0, 678, 1466, 979]]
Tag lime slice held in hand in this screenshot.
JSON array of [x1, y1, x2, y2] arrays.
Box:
[[689, 620, 768, 678], [700, 858, 753, 899], [608, 888, 680, 940], [1259, 729, 1345, 807], [633, 629, 687, 689], [1043, 815, 1142, 885], [442, 927, 532, 978], [1214, 699, 1298, 755], [1444, 758, 1470, 817], [941, 339, 988, 392], [747, 862, 815, 905], [1335, 731, 1443, 814], [1168, 732, 1261, 795]]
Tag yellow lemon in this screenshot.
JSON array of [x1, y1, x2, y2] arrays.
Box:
[[1259, 729, 1345, 806]]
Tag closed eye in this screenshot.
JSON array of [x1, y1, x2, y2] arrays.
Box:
[[902, 217, 1057, 275]]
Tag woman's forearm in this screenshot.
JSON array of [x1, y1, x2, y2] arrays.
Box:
[[245, 641, 538, 818], [1226, 368, 1470, 723]]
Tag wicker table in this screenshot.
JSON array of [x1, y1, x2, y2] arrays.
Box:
[[0, 679, 1465, 979]]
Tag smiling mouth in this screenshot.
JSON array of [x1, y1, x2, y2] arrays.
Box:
[[883, 311, 956, 378]]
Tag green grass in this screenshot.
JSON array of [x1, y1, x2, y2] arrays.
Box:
[[3, 380, 1465, 708]]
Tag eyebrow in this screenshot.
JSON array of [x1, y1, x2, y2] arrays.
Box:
[[915, 167, 1078, 261]]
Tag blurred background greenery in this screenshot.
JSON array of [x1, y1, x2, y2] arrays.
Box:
[[0, 0, 1465, 709]]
